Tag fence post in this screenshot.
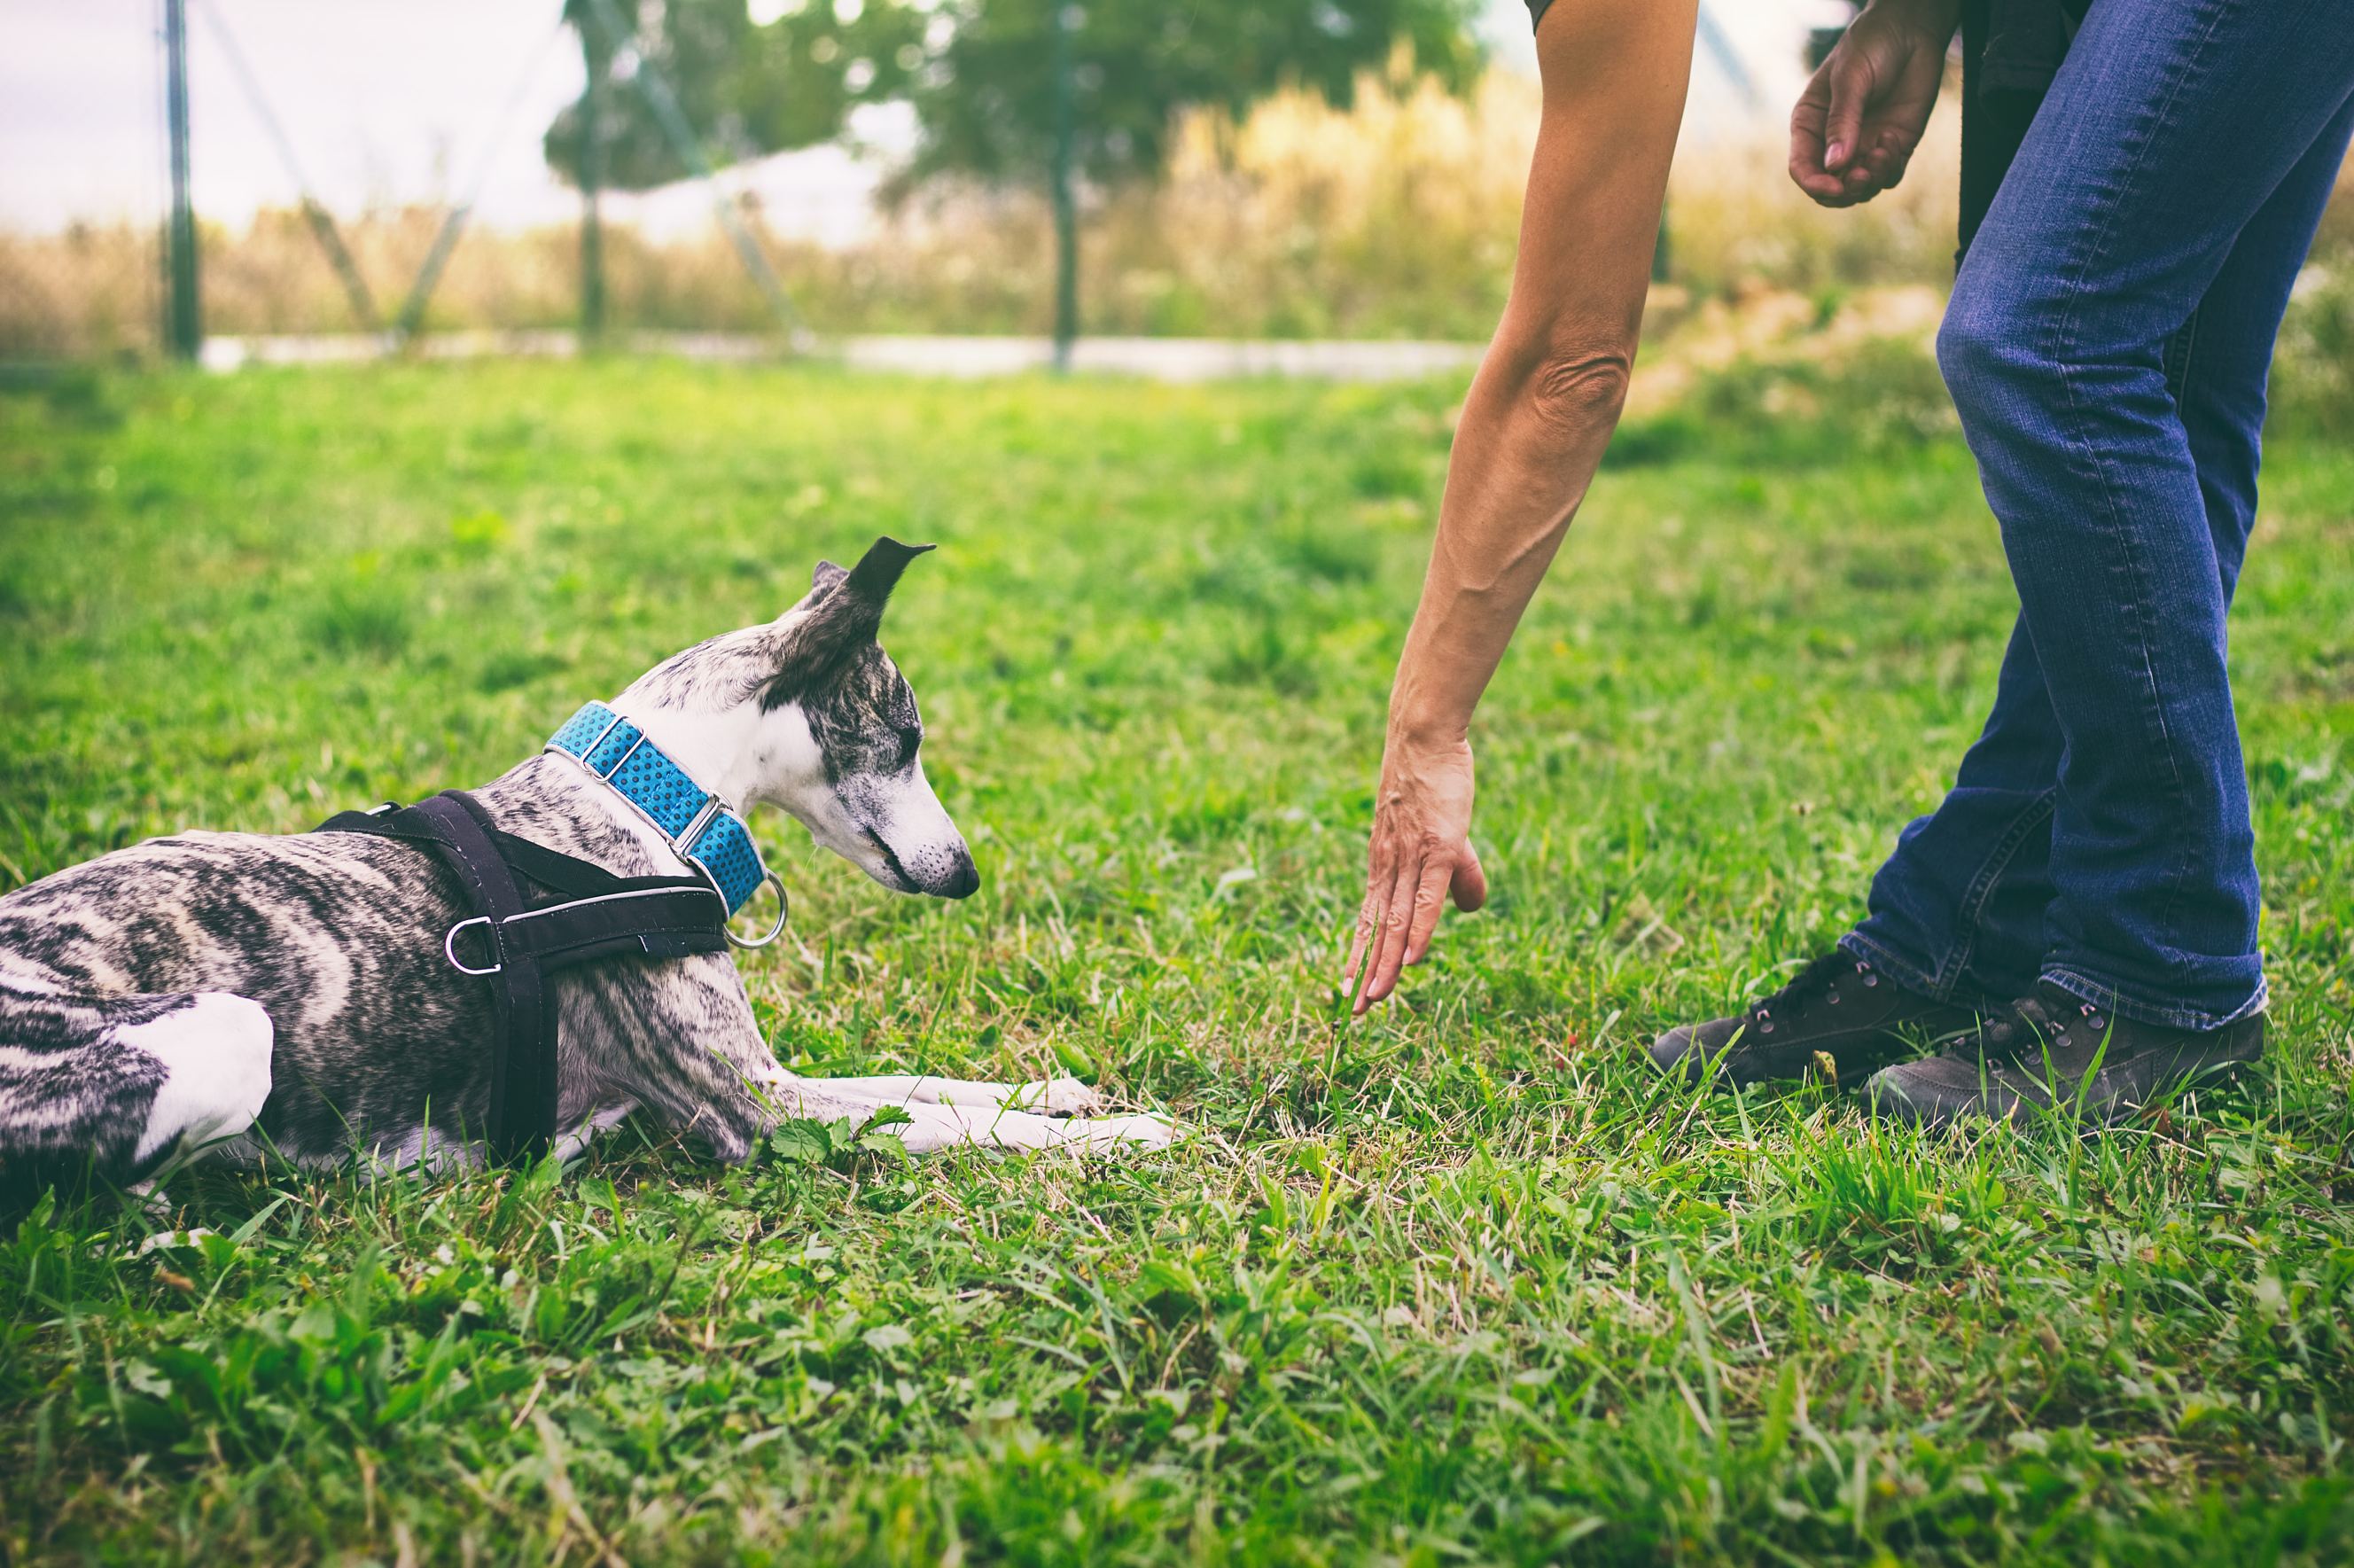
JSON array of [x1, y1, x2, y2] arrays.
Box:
[[161, 0, 201, 361], [1049, 3, 1079, 372], [578, 22, 607, 347]]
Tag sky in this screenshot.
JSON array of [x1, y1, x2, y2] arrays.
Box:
[[0, 0, 1848, 242]]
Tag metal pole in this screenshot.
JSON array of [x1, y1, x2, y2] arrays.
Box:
[[162, 0, 200, 360], [578, 23, 606, 346], [1049, 3, 1079, 371], [581, 0, 803, 339]]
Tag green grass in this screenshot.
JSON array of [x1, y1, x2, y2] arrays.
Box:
[[3, 360, 2353, 1564]]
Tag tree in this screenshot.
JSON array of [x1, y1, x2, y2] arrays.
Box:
[[544, 0, 926, 191], [900, 0, 1482, 187], [544, 0, 1482, 194], [542, 0, 1482, 344]]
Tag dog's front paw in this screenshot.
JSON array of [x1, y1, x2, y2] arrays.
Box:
[[1009, 1076, 1107, 1117], [1063, 1112, 1178, 1151]]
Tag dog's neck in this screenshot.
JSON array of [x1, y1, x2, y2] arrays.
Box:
[[468, 697, 819, 880], [605, 696, 770, 813]]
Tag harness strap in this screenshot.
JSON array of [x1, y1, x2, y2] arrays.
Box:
[[423, 793, 547, 1162], [316, 789, 729, 1161]]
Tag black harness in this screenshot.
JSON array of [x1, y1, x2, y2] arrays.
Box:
[[316, 791, 731, 1162]]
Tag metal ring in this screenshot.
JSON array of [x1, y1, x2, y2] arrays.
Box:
[[723, 870, 790, 950], [444, 917, 502, 976]]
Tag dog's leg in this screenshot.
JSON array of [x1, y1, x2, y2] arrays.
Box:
[[771, 1077, 1174, 1154], [552, 1097, 640, 1164], [558, 961, 1174, 1163], [124, 995, 275, 1166], [811, 1074, 1108, 1117], [885, 1102, 1177, 1155], [1, 989, 274, 1198]]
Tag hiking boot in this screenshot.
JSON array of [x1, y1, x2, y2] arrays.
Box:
[[1649, 950, 1987, 1088], [1865, 980, 2264, 1129]]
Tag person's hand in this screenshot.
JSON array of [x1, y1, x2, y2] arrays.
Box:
[[1789, 0, 1960, 207], [1341, 731, 1489, 1014]]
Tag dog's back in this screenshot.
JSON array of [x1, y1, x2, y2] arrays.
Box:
[[0, 828, 495, 1195]]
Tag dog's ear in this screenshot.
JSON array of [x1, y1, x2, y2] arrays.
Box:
[[838, 535, 932, 612], [766, 537, 933, 703]]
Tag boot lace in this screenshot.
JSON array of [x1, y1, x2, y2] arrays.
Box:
[[1968, 987, 2109, 1061], [1749, 950, 1882, 1037]]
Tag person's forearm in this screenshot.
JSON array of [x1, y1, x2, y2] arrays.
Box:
[[1342, 0, 1698, 1010], [1385, 0, 1694, 751], [1387, 329, 1631, 747]]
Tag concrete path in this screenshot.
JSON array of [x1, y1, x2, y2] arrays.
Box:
[[198, 330, 1486, 383]]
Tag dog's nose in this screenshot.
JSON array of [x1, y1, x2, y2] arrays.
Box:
[[940, 846, 979, 900]]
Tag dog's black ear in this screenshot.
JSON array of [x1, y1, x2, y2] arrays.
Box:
[[765, 537, 933, 705], [840, 536, 932, 609]]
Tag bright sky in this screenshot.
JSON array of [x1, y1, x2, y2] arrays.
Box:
[[0, 0, 1846, 241]]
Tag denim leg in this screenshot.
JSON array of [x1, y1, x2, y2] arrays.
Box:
[[1929, 0, 2354, 1028], [1844, 620, 2060, 1004], [1846, 88, 2354, 1015], [2172, 94, 2354, 608]]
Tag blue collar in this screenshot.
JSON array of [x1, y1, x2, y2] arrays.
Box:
[[546, 700, 777, 924]]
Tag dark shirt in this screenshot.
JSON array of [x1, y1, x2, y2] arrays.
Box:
[[1960, 0, 2094, 258]]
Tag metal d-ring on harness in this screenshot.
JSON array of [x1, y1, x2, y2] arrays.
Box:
[[313, 700, 789, 1161]]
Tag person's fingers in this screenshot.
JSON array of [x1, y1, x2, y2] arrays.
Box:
[[1842, 135, 1921, 204], [1449, 844, 1487, 912], [1852, 126, 1904, 178], [1340, 833, 1397, 997], [1345, 850, 1405, 1011], [1341, 891, 1377, 997], [1821, 49, 1878, 173], [1358, 851, 1428, 1010], [1787, 70, 1843, 199], [1400, 854, 1457, 968], [1870, 125, 1920, 191]]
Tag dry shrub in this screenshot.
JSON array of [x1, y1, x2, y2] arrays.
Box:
[[1098, 64, 1538, 338], [1662, 115, 1961, 297]]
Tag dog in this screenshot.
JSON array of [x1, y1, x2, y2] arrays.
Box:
[[0, 537, 1173, 1202]]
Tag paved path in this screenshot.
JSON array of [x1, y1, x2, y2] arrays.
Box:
[[198, 330, 1486, 383]]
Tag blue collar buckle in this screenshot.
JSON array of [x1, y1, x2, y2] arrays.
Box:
[[546, 700, 788, 948]]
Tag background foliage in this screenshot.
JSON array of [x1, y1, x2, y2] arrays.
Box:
[[540, 0, 1482, 194]]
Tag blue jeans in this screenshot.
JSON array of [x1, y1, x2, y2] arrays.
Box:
[[1843, 0, 2354, 1031]]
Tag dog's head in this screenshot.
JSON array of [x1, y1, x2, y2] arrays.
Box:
[[617, 536, 978, 899]]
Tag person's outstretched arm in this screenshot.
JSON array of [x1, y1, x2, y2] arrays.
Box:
[[1341, 0, 1696, 1013]]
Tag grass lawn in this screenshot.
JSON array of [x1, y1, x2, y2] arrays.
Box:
[[3, 359, 2352, 1564]]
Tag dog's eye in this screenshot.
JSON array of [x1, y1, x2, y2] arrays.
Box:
[[894, 728, 921, 769]]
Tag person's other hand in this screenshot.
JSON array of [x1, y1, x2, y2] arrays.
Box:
[[1789, 0, 1960, 207], [1341, 732, 1488, 1014]]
